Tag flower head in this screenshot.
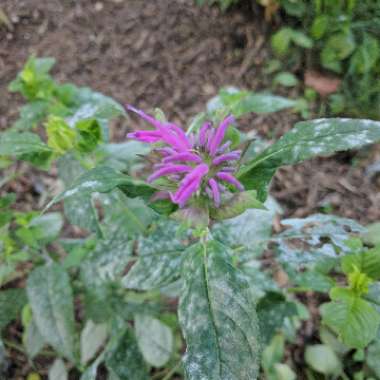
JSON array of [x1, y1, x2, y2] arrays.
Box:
[[127, 105, 244, 208]]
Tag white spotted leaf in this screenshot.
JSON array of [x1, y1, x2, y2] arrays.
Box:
[[179, 240, 260, 380], [134, 314, 173, 367], [238, 118, 380, 200], [122, 220, 187, 290], [26, 263, 77, 361]]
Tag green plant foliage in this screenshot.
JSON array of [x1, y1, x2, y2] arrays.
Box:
[[179, 240, 260, 379], [26, 263, 78, 362], [238, 118, 380, 201], [3, 56, 380, 380], [321, 287, 380, 349]]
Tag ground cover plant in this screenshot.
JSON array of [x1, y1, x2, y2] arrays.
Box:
[[197, 0, 380, 119], [1, 57, 380, 379]]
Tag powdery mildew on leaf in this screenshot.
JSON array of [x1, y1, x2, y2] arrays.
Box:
[[123, 220, 187, 290], [238, 118, 380, 201], [26, 263, 77, 362], [179, 240, 260, 380]]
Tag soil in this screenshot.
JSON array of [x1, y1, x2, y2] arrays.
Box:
[[1, 0, 380, 378]]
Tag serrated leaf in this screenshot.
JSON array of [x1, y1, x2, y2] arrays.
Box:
[[0, 289, 27, 331], [179, 240, 260, 380], [342, 246, 380, 280], [134, 314, 173, 367], [80, 320, 108, 365], [105, 326, 149, 380], [0, 131, 51, 156], [210, 190, 266, 221], [304, 345, 341, 375], [321, 288, 380, 348], [27, 263, 77, 361], [48, 359, 68, 380], [238, 118, 380, 201]]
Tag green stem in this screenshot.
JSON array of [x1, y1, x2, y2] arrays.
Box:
[[161, 360, 182, 380]]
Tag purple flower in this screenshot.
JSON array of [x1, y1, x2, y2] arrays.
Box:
[[127, 106, 244, 207]]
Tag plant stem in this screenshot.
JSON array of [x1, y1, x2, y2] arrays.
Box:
[[161, 360, 182, 380]]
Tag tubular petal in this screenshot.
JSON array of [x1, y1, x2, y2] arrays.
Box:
[[199, 122, 212, 147], [208, 115, 235, 156], [163, 152, 202, 164], [212, 150, 242, 165], [147, 164, 192, 183], [208, 178, 221, 207], [216, 171, 244, 191]]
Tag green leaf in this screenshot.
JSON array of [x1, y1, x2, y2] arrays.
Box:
[[101, 141, 150, 171], [122, 220, 187, 290], [271, 28, 293, 56], [9, 56, 56, 100], [212, 88, 296, 117], [274, 363, 297, 380], [28, 212, 64, 244], [12, 101, 49, 130], [0, 131, 52, 156], [74, 118, 102, 153], [257, 292, 298, 344], [367, 338, 380, 378], [342, 246, 380, 280], [262, 334, 285, 374], [321, 288, 380, 348], [179, 240, 260, 379], [238, 118, 380, 201], [210, 190, 266, 221], [304, 345, 342, 375], [81, 230, 133, 290], [48, 166, 156, 209], [27, 263, 77, 361], [24, 317, 45, 359], [273, 72, 299, 87], [290, 30, 313, 49], [350, 35, 379, 74], [134, 314, 173, 367], [363, 223, 380, 246], [80, 351, 105, 380], [105, 326, 149, 380], [46, 116, 76, 154], [212, 196, 280, 260], [100, 190, 155, 237], [310, 15, 329, 39], [80, 320, 108, 365], [57, 155, 100, 234], [48, 358, 68, 380], [0, 289, 27, 331]]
